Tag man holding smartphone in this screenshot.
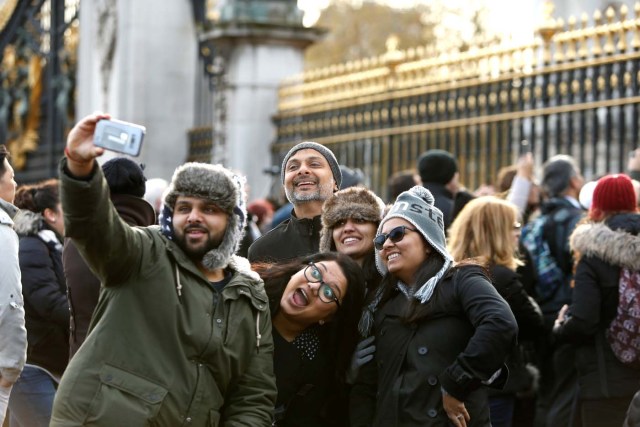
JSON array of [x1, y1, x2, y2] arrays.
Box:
[[51, 113, 276, 426]]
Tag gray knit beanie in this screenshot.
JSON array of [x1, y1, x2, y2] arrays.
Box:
[[375, 185, 453, 303], [163, 162, 247, 271], [280, 141, 342, 189], [319, 187, 385, 252]]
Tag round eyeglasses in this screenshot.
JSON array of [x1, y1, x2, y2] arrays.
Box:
[[304, 262, 341, 307], [373, 225, 417, 250]]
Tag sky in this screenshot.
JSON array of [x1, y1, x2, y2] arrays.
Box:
[[297, 0, 538, 45]]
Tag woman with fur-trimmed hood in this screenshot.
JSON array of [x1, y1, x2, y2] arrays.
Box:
[[10, 179, 68, 427], [553, 174, 640, 426], [320, 186, 386, 295]]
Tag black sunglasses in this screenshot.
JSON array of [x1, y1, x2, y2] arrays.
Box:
[[373, 225, 417, 250]]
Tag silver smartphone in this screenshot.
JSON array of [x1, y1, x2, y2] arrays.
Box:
[[94, 119, 146, 156]]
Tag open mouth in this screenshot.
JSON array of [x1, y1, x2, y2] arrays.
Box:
[[292, 288, 309, 307], [294, 178, 317, 188]]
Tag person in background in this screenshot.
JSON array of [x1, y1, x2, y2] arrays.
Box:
[[63, 157, 155, 358], [253, 252, 365, 427], [143, 177, 168, 220], [554, 174, 640, 427], [0, 145, 27, 426], [10, 179, 68, 427], [417, 149, 460, 230], [387, 169, 420, 203], [249, 142, 342, 263], [521, 154, 584, 427], [350, 186, 517, 427], [51, 113, 276, 426], [248, 198, 275, 234], [448, 196, 544, 427]]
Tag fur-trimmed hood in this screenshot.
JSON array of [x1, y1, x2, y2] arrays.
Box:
[[160, 162, 247, 271], [13, 210, 44, 237], [319, 187, 385, 252], [570, 213, 640, 270]]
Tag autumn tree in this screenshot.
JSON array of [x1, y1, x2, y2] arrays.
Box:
[[304, 0, 499, 70]]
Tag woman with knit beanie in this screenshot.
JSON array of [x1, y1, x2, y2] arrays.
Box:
[[350, 186, 518, 427], [9, 179, 68, 427], [553, 174, 640, 427], [253, 252, 365, 427], [448, 196, 544, 427]]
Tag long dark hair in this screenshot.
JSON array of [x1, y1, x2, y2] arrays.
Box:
[[253, 252, 366, 382], [14, 179, 60, 214]]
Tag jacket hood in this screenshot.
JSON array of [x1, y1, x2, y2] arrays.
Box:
[[0, 198, 18, 225], [111, 193, 157, 226], [570, 213, 640, 270], [13, 210, 43, 237]]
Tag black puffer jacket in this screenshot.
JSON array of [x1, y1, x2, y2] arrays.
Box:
[[14, 211, 69, 377], [351, 265, 518, 427], [554, 213, 640, 400], [248, 212, 321, 263], [488, 265, 544, 395]]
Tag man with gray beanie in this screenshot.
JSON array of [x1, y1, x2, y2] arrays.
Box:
[[51, 113, 276, 427], [248, 141, 342, 263]]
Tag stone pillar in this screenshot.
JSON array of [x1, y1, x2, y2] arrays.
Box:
[[200, 1, 323, 200], [77, 0, 197, 180]]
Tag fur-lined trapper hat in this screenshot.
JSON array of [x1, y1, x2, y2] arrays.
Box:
[[161, 162, 247, 271], [319, 187, 385, 252]]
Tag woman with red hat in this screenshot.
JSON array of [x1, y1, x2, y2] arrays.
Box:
[[553, 174, 640, 427]]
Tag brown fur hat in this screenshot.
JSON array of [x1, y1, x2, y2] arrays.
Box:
[[319, 187, 385, 252]]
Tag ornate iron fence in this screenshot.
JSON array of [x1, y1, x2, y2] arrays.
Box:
[[0, 0, 79, 182], [273, 5, 640, 201]]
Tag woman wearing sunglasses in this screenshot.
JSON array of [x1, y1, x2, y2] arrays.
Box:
[[253, 252, 365, 427], [350, 186, 517, 427], [448, 196, 544, 427]]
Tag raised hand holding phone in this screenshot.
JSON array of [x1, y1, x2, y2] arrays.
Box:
[[65, 113, 111, 177]]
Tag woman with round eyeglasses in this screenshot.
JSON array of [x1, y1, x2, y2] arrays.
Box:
[[350, 187, 517, 427], [253, 252, 365, 427], [448, 196, 544, 427]]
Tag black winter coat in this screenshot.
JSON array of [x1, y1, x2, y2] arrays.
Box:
[[555, 213, 640, 401], [14, 212, 69, 377], [248, 213, 321, 263], [63, 194, 156, 357], [350, 265, 518, 427], [488, 265, 544, 395]]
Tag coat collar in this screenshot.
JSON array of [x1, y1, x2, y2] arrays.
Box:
[[570, 215, 640, 270]]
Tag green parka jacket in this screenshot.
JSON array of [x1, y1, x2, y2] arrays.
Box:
[[51, 161, 276, 427]]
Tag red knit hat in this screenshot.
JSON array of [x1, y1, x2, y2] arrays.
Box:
[[590, 174, 637, 220]]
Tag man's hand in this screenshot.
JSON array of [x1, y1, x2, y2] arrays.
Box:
[[345, 335, 375, 384], [442, 389, 470, 427], [65, 113, 110, 177], [516, 152, 534, 180], [553, 304, 570, 332]]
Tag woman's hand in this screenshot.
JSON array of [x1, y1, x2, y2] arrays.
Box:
[[65, 112, 110, 176], [442, 389, 470, 427]]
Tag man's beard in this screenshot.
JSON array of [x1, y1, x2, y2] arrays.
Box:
[[285, 181, 333, 204], [174, 226, 224, 261]]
